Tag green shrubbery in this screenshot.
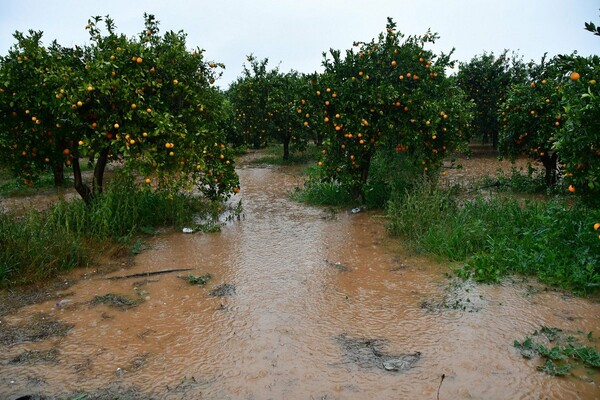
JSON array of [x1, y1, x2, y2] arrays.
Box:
[[387, 184, 600, 294], [0, 177, 219, 287]]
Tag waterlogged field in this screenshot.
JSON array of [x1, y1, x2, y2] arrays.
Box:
[[0, 150, 598, 400]]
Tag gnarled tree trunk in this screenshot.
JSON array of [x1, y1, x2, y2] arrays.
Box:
[[72, 147, 110, 205]]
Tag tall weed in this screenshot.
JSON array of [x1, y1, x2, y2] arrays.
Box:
[[387, 185, 600, 294]]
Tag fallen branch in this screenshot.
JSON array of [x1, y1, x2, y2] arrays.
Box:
[[437, 373, 446, 400], [106, 268, 192, 280]]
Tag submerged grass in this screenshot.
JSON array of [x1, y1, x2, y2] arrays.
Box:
[[514, 326, 599, 376], [387, 184, 600, 294], [0, 176, 222, 288]]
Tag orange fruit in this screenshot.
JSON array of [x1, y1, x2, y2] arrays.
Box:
[[568, 185, 576, 193], [594, 223, 600, 231], [570, 72, 580, 81]]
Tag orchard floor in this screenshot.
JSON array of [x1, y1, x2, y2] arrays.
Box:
[[1, 146, 599, 400]]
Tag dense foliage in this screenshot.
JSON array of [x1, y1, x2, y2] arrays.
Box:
[[227, 56, 311, 159], [456, 51, 527, 147], [0, 14, 238, 204], [306, 18, 472, 200], [499, 53, 600, 196]]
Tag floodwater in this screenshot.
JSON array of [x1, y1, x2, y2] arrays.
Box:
[[1, 155, 599, 400]]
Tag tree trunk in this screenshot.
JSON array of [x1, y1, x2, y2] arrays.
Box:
[[283, 138, 290, 161], [352, 154, 373, 202], [541, 152, 559, 187], [72, 156, 93, 205], [92, 148, 110, 195], [72, 147, 109, 205], [314, 133, 323, 146], [52, 163, 64, 187]]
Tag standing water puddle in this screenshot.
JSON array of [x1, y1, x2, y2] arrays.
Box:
[[1, 161, 599, 399]]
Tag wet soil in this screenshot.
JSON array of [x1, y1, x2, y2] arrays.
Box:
[[1, 147, 599, 400]]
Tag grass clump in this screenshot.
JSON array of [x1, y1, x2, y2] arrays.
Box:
[[292, 148, 426, 209], [181, 273, 212, 285], [91, 293, 143, 310], [251, 143, 321, 165], [291, 179, 355, 207], [387, 184, 600, 294], [0, 176, 224, 288], [0, 211, 90, 287], [514, 326, 599, 376]]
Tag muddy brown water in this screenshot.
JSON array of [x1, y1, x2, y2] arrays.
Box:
[[1, 154, 600, 399]]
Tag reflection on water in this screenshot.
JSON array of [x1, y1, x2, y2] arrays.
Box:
[[1, 160, 599, 399]]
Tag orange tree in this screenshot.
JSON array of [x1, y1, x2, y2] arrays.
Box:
[[228, 56, 310, 159], [456, 51, 527, 147], [1, 14, 238, 204], [553, 54, 600, 197], [499, 53, 600, 194], [267, 70, 311, 159], [227, 56, 271, 149], [307, 18, 472, 200], [0, 31, 73, 187], [498, 55, 564, 187], [554, 13, 600, 198]]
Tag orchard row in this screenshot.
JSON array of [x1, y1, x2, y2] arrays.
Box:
[[1, 15, 599, 203]]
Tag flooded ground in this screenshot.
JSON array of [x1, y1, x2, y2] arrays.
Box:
[[1, 150, 599, 399]]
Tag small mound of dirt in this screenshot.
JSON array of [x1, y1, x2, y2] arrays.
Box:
[[181, 273, 212, 286], [0, 313, 73, 346], [420, 278, 485, 313], [335, 333, 421, 372], [324, 260, 351, 272], [90, 293, 143, 310], [10, 348, 59, 365], [209, 283, 236, 297]]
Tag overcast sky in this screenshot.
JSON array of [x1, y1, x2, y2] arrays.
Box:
[[0, 0, 598, 88]]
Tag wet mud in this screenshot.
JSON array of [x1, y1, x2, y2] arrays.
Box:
[[1, 150, 599, 399]]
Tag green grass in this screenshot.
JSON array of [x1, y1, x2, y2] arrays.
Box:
[[0, 163, 92, 197], [477, 164, 550, 194], [0, 211, 90, 286], [387, 184, 600, 294], [0, 176, 222, 288], [290, 165, 356, 207], [514, 326, 599, 376], [0, 174, 73, 197], [291, 179, 356, 206], [251, 143, 321, 165]]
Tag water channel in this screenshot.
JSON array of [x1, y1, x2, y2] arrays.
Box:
[[1, 157, 599, 399]]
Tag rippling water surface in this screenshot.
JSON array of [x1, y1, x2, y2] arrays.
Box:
[[1, 159, 599, 399]]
